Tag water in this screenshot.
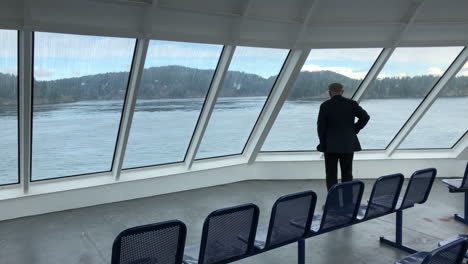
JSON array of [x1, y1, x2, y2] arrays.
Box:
[[0, 97, 467, 184]]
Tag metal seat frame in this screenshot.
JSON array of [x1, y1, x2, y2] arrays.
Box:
[[443, 162, 468, 225], [113, 168, 437, 264]]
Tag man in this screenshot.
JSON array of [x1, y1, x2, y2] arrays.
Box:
[[317, 83, 370, 191]]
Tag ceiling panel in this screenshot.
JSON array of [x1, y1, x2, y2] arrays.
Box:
[[158, 0, 248, 15], [417, 0, 468, 22], [310, 0, 412, 24], [248, 0, 308, 23]]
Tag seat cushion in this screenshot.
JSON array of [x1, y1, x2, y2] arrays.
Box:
[[253, 226, 268, 250], [128, 258, 158, 264], [310, 215, 322, 232], [183, 245, 200, 264], [442, 179, 462, 189], [357, 205, 368, 220], [395, 252, 429, 264]]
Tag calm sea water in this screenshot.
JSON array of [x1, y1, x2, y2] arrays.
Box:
[[0, 97, 467, 183]]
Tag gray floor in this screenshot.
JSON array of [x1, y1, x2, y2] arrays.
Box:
[[0, 179, 467, 264]]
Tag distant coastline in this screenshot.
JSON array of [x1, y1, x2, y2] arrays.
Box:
[[0, 65, 467, 105]]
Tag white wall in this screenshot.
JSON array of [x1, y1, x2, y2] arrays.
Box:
[[0, 157, 466, 221]]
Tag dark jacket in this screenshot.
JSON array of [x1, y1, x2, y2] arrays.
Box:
[[317, 95, 370, 153]]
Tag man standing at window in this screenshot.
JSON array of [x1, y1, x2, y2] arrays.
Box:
[[317, 83, 370, 191]]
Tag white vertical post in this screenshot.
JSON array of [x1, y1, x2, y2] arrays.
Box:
[[352, 48, 395, 102], [19, 29, 33, 193], [112, 39, 150, 180], [386, 48, 468, 156], [230, 0, 252, 43], [389, 0, 427, 47], [184, 45, 236, 169], [293, 0, 321, 47], [244, 49, 311, 164], [353, 0, 427, 102], [454, 131, 468, 159]]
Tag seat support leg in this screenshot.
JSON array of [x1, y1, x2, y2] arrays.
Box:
[[454, 192, 468, 225], [298, 239, 305, 264], [380, 210, 417, 254]]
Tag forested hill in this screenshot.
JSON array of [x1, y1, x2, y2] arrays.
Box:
[[0, 65, 467, 105]]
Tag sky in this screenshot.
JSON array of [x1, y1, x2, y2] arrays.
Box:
[[0, 30, 467, 82]]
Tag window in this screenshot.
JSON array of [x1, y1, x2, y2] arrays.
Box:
[[31, 32, 136, 181], [196, 46, 289, 159], [0, 30, 18, 185], [262, 48, 382, 151], [123, 41, 223, 168], [358, 47, 463, 150], [400, 61, 468, 149]]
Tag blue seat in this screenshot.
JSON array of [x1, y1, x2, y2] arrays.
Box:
[[251, 191, 317, 250], [311, 180, 364, 233], [112, 220, 187, 264], [358, 173, 404, 220], [380, 168, 437, 254], [442, 162, 468, 225], [396, 238, 467, 264], [183, 204, 259, 264], [442, 162, 468, 191], [439, 235, 468, 258], [398, 168, 437, 210]]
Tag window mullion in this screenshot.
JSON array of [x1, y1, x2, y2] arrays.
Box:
[[19, 30, 33, 193], [112, 39, 150, 181]]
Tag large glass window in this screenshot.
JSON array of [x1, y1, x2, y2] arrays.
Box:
[[123, 41, 223, 168], [0, 30, 18, 185], [31, 32, 136, 181], [262, 48, 382, 151], [400, 61, 468, 149], [196, 46, 289, 159], [358, 47, 463, 149]]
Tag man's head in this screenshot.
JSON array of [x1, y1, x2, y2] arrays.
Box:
[[328, 83, 344, 97]]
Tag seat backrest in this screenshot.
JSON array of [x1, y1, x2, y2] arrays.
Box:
[[111, 220, 187, 264], [423, 238, 467, 264], [320, 180, 364, 231], [460, 162, 468, 189], [198, 203, 259, 264], [363, 173, 404, 219], [265, 191, 317, 249], [401, 168, 437, 209]]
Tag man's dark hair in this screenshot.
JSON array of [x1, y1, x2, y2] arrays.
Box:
[[328, 83, 344, 93]]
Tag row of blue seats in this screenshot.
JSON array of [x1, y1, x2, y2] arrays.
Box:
[[111, 168, 437, 264], [398, 162, 468, 264]]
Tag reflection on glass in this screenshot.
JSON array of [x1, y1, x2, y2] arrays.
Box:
[[123, 41, 223, 168], [196, 46, 289, 159], [0, 30, 18, 185], [358, 47, 463, 149], [31, 32, 136, 180], [400, 62, 468, 149], [262, 48, 382, 151]]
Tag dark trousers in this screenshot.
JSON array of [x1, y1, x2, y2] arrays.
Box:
[[324, 153, 354, 191]]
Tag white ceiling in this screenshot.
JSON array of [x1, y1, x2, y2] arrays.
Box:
[[0, 0, 467, 48]]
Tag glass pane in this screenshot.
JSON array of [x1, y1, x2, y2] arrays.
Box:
[[358, 47, 463, 149], [400, 61, 468, 149], [0, 30, 18, 185], [262, 48, 382, 151], [196, 46, 289, 159], [123, 41, 223, 168], [32, 32, 136, 181]]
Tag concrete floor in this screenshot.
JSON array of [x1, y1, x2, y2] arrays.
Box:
[[0, 179, 467, 264]]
